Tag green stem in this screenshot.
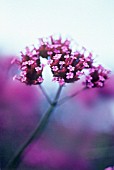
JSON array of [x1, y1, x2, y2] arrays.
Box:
[[54, 85, 63, 103], [57, 87, 86, 106], [39, 85, 52, 105], [5, 86, 62, 170]]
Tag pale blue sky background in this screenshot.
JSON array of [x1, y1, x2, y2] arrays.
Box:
[[0, 0, 114, 69]]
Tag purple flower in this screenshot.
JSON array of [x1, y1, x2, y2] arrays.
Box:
[[0, 56, 41, 131], [34, 35, 94, 85], [59, 61, 65, 65], [84, 65, 110, 88], [14, 35, 110, 87], [58, 78, 65, 86], [52, 66, 59, 71], [67, 65, 75, 71], [53, 54, 62, 60], [13, 47, 44, 85], [66, 72, 74, 79], [37, 76, 44, 83]]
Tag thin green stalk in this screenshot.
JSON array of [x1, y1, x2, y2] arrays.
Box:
[[5, 86, 62, 170], [53, 85, 63, 103], [57, 87, 86, 106], [39, 85, 52, 105]]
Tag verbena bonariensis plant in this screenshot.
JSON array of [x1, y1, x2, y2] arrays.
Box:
[[6, 35, 110, 170]]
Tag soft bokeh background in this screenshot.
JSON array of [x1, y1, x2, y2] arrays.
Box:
[[0, 0, 114, 170]]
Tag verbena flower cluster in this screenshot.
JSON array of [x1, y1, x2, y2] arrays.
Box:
[[14, 36, 110, 88], [84, 65, 110, 88]]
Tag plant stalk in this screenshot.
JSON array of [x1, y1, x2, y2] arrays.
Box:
[[6, 86, 62, 170]]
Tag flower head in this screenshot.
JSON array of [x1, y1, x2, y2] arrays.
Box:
[[36, 36, 71, 59], [66, 72, 74, 79], [14, 47, 44, 85], [48, 48, 93, 85], [84, 65, 110, 88], [37, 36, 93, 86], [14, 35, 110, 87]]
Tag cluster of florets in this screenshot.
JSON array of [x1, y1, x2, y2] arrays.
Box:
[[85, 65, 110, 88], [14, 47, 44, 85], [37, 36, 72, 59], [13, 35, 110, 88], [48, 51, 93, 85]]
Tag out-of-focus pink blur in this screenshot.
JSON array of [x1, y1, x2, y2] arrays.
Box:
[[1, 56, 114, 170]]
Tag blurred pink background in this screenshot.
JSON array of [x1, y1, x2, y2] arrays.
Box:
[[0, 55, 114, 170], [0, 0, 114, 169]]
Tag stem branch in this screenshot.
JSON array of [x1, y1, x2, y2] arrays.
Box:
[[39, 85, 52, 105], [6, 86, 62, 170], [58, 87, 86, 106]]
